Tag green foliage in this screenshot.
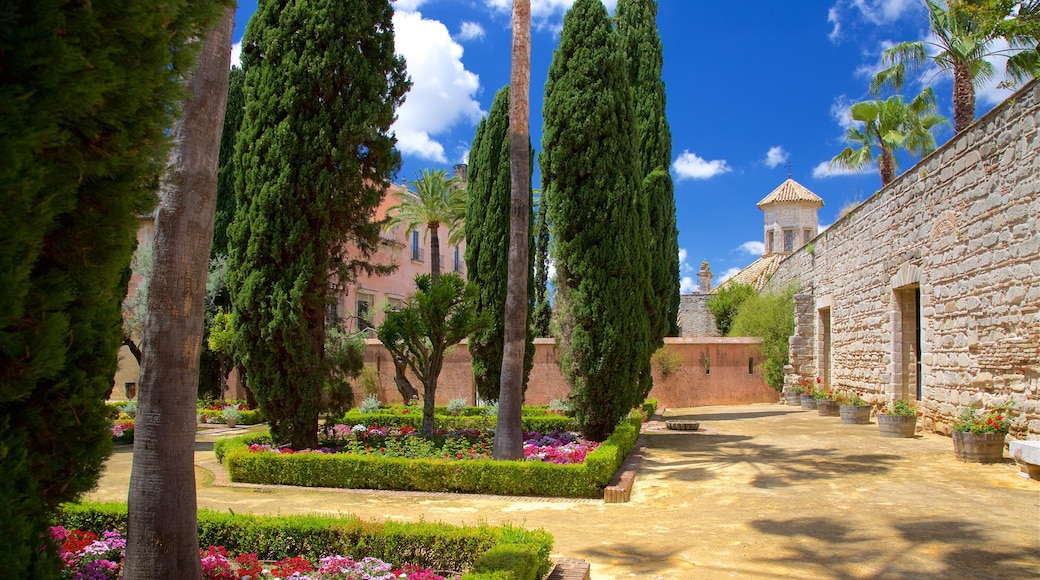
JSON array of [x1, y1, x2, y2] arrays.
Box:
[[465, 87, 536, 402], [377, 274, 485, 435], [338, 410, 577, 434], [650, 347, 684, 378], [728, 288, 796, 391], [531, 190, 553, 338], [219, 418, 641, 498], [322, 327, 366, 423], [229, 0, 408, 449], [541, 0, 652, 442], [951, 403, 1015, 433], [59, 502, 553, 578], [385, 169, 466, 278], [707, 282, 756, 336], [212, 66, 245, 259], [0, 0, 229, 573], [198, 408, 265, 425], [358, 365, 381, 398], [617, 0, 680, 341]]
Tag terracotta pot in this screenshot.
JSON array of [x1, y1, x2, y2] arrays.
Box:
[[800, 394, 818, 410], [225, 417, 239, 428], [785, 391, 804, 406], [952, 430, 1005, 463], [877, 414, 916, 437], [839, 404, 871, 424], [816, 399, 839, 416]]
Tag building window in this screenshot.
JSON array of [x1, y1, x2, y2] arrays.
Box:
[[453, 245, 462, 272], [803, 229, 812, 245], [411, 231, 423, 262], [356, 294, 373, 331], [387, 297, 403, 311], [325, 299, 339, 327], [766, 231, 774, 254], [783, 229, 794, 252]]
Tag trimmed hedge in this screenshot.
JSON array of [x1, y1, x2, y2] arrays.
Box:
[[198, 408, 265, 425], [58, 502, 553, 579], [340, 410, 577, 433], [217, 417, 642, 498]]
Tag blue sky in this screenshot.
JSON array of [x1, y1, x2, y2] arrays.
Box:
[[231, 0, 1022, 292]]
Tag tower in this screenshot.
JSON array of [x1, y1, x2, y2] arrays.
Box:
[[756, 178, 824, 256]]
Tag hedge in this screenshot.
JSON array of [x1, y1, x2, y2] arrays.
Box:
[[216, 417, 642, 498], [198, 408, 265, 425], [340, 410, 577, 433], [58, 502, 553, 579]]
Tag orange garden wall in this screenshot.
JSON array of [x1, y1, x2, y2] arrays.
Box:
[[357, 337, 775, 410]]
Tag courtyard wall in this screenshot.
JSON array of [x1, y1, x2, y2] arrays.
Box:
[[767, 80, 1040, 438]]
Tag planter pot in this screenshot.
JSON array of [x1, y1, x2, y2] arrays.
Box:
[[225, 418, 239, 428], [816, 399, 839, 416], [839, 404, 872, 424], [952, 430, 1006, 463], [800, 394, 818, 410], [785, 391, 804, 406], [877, 414, 917, 437]]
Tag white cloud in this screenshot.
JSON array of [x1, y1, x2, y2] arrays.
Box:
[[850, 0, 917, 24], [671, 150, 732, 181], [827, 6, 842, 43], [678, 248, 694, 273], [230, 41, 241, 69], [819, 222, 832, 232], [457, 21, 485, 41], [813, 160, 871, 178], [716, 267, 743, 285], [680, 276, 697, 295], [395, 0, 428, 10], [830, 95, 856, 130], [739, 241, 765, 255], [764, 146, 789, 169], [486, 0, 617, 32], [392, 10, 485, 162]]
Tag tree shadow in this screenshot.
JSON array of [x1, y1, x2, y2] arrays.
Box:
[[664, 409, 804, 422]]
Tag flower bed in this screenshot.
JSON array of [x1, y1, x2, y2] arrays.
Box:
[[111, 420, 135, 444], [58, 502, 553, 579], [216, 417, 643, 498], [199, 407, 265, 425]]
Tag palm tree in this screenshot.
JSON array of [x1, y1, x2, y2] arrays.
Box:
[[830, 88, 947, 186], [385, 168, 466, 279], [871, 0, 1039, 133], [493, 0, 531, 461]]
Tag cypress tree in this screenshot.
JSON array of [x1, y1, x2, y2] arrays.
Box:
[[212, 66, 246, 259], [465, 87, 534, 402], [229, 0, 409, 449], [531, 189, 552, 338], [541, 0, 652, 441], [617, 0, 680, 342], [0, 0, 226, 574]]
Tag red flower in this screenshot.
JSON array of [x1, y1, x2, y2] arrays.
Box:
[[816, 377, 821, 384]]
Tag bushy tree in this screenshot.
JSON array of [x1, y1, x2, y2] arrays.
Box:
[[728, 287, 796, 391], [541, 0, 652, 442], [465, 87, 535, 403], [229, 0, 409, 450], [531, 190, 553, 338], [707, 282, 756, 336], [0, 0, 228, 574], [616, 0, 680, 341], [377, 274, 485, 435], [212, 66, 246, 259], [322, 327, 365, 428]]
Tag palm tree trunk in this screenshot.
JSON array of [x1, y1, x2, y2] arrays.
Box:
[[953, 61, 975, 133], [430, 227, 441, 279], [124, 7, 234, 579], [493, 0, 531, 461], [879, 148, 896, 186]]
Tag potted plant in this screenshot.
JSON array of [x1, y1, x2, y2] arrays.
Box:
[[815, 390, 839, 417], [951, 405, 1012, 463], [785, 380, 807, 406], [221, 405, 242, 428], [801, 377, 821, 410], [837, 391, 871, 424], [877, 400, 918, 437]]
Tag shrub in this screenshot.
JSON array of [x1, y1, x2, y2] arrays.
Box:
[[728, 286, 795, 391], [651, 347, 684, 378], [198, 408, 264, 425], [358, 365, 381, 398], [707, 281, 756, 336], [360, 394, 382, 415], [447, 398, 468, 415], [57, 502, 553, 579], [339, 410, 577, 433]]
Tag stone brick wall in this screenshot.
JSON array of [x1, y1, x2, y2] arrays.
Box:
[[768, 80, 1040, 438], [677, 294, 720, 337], [357, 337, 776, 410]]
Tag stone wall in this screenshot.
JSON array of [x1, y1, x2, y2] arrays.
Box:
[[677, 294, 720, 337], [768, 80, 1040, 438], [357, 337, 776, 410]]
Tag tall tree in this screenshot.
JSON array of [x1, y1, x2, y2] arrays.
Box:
[[830, 88, 947, 186], [385, 169, 467, 279], [465, 87, 535, 405], [541, 0, 651, 442], [872, 0, 1040, 133], [229, 0, 409, 450], [616, 0, 680, 341], [494, 0, 533, 460], [0, 0, 226, 574], [531, 189, 553, 338], [212, 66, 246, 259], [123, 6, 234, 579]]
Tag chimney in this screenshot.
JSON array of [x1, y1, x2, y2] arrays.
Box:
[[698, 260, 713, 294]]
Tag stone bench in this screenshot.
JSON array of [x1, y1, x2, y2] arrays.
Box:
[[1009, 440, 1040, 481]]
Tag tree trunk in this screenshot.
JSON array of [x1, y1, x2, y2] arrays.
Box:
[[391, 351, 419, 403], [494, 0, 531, 461], [122, 335, 143, 366], [879, 148, 896, 187], [124, 7, 234, 579], [952, 61, 975, 133], [430, 225, 441, 279]]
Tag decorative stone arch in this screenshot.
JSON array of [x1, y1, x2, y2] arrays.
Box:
[[889, 264, 923, 403]]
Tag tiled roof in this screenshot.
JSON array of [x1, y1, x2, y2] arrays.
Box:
[[711, 254, 783, 293], [757, 178, 824, 208]]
